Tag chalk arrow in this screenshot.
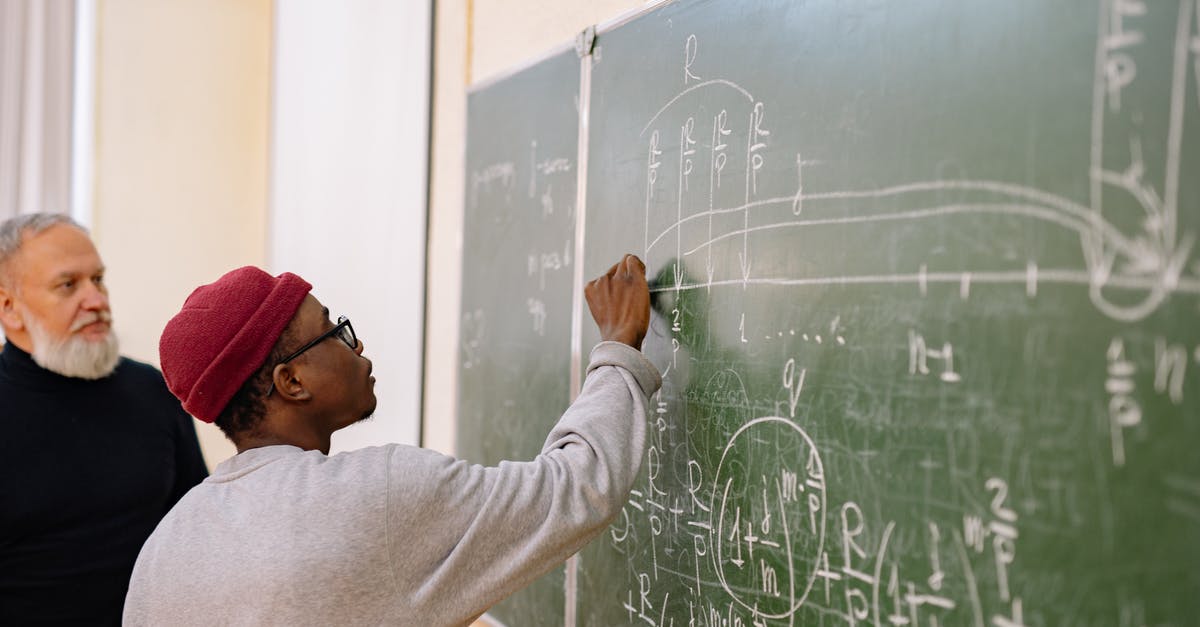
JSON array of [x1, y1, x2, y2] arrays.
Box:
[[1081, 231, 1102, 273], [1122, 236, 1164, 275], [706, 256, 715, 287], [674, 262, 685, 291], [1090, 247, 1118, 287], [787, 368, 806, 418], [738, 251, 752, 287], [1162, 234, 1196, 290], [1082, 222, 1119, 287]]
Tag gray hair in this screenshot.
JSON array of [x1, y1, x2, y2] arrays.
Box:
[[0, 213, 86, 287]]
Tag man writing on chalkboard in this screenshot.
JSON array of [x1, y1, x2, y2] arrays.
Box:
[[0, 213, 209, 625], [123, 254, 659, 626]]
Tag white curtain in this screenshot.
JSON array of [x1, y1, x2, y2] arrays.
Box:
[[0, 0, 75, 221]]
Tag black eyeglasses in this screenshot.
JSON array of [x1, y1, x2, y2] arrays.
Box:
[[279, 315, 357, 364], [266, 316, 357, 396]]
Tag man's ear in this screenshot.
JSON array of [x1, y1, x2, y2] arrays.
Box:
[[271, 363, 311, 402], [0, 284, 23, 331]]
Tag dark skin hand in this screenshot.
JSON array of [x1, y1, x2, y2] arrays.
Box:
[[585, 254, 651, 349]]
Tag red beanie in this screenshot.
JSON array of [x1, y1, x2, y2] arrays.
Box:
[[159, 266, 312, 423]]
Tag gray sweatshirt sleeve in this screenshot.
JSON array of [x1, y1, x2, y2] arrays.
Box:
[[385, 341, 661, 625]]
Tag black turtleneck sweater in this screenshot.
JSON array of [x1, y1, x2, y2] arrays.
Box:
[[0, 342, 208, 625]]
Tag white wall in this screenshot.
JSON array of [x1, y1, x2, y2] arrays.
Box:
[[270, 1, 432, 452]]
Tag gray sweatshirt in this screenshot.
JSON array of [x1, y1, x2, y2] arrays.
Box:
[[122, 341, 659, 626]]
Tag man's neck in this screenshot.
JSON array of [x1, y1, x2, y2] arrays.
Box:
[[0, 332, 33, 354], [235, 427, 332, 456]]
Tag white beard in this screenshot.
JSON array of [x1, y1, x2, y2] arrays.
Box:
[[21, 308, 121, 380]]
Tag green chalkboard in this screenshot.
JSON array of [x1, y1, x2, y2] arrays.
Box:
[[460, 1, 1200, 625], [458, 46, 581, 626]]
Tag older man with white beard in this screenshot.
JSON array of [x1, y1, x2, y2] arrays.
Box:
[[0, 213, 207, 626]]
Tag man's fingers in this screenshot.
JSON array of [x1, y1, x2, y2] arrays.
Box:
[[586, 255, 651, 348], [615, 254, 646, 281], [605, 260, 622, 279], [621, 254, 645, 278], [630, 254, 646, 274], [598, 255, 647, 282]]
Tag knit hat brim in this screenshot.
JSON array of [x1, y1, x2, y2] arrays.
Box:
[[159, 267, 312, 423]]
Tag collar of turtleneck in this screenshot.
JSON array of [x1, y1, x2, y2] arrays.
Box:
[[0, 341, 115, 391]]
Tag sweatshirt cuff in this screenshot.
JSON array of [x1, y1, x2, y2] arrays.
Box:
[[586, 341, 662, 397]]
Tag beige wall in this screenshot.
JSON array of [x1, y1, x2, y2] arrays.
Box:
[[85, 0, 650, 465], [423, 0, 647, 456], [91, 0, 273, 468]]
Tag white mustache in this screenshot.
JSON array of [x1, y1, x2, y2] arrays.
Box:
[[70, 309, 113, 332]]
